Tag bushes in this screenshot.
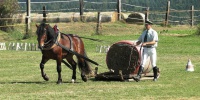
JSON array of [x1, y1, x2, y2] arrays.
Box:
[[0, 0, 19, 32], [195, 24, 200, 35]]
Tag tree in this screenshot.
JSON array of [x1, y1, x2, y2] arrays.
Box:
[[0, 0, 19, 32]]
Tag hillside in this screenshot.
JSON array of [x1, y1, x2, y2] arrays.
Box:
[[0, 30, 12, 42], [0, 22, 196, 43]]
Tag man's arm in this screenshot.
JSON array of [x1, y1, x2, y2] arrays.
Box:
[[142, 40, 157, 46]]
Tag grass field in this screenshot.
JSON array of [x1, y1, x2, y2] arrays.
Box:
[[0, 22, 200, 99]]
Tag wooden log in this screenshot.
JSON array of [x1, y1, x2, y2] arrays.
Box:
[[106, 40, 153, 75]]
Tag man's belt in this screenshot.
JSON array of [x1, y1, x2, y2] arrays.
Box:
[[143, 46, 154, 48]]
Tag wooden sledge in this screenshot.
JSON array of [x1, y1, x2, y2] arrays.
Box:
[[94, 67, 160, 82]]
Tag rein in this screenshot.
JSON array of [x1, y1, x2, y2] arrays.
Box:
[[42, 32, 61, 50], [44, 39, 53, 45]]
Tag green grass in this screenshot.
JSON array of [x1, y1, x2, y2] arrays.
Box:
[[0, 22, 200, 99]]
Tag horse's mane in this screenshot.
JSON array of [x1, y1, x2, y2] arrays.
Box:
[[38, 23, 58, 42]]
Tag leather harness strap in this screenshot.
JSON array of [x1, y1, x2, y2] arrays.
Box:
[[43, 32, 61, 50], [65, 34, 74, 51]]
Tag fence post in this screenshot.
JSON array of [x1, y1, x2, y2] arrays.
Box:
[[43, 6, 47, 23], [145, 7, 149, 22], [24, 0, 31, 39], [79, 0, 84, 22], [16, 43, 20, 51], [117, 0, 121, 21], [165, 1, 170, 27], [190, 5, 194, 27], [96, 12, 102, 35], [24, 43, 27, 51], [0, 43, 6, 50]]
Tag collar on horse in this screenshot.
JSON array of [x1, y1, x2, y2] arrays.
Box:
[[42, 32, 61, 50]]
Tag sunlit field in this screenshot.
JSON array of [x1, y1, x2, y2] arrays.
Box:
[[0, 22, 200, 99]]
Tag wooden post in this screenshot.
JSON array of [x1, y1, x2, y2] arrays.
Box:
[[96, 12, 101, 35], [95, 67, 98, 75], [119, 70, 124, 81], [24, 0, 31, 39], [79, 0, 84, 22], [26, 0, 31, 29], [145, 7, 149, 22], [190, 5, 194, 27], [43, 6, 47, 23], [165, 1, 170, 27], [117, 0, 121, 20]]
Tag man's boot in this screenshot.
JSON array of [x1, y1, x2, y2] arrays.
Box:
[[133, 66, 144, 82], [153, 66, 158, 81]]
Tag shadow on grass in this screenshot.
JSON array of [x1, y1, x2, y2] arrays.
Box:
[[177, 34, 198, 38], [0, 81, 82, 84], [89, 77, 126, 82]]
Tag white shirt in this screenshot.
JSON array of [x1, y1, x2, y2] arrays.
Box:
[[138, 28, 158, 47]]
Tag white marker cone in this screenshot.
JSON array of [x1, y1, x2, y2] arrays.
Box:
[[186, 59, 194, 72]]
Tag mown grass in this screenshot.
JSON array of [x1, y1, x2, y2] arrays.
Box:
[[0, 22, 200, 99]]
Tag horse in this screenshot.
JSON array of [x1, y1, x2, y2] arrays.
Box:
[[36, 23, 94, 84]]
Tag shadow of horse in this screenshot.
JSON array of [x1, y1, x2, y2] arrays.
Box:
[[0, 81, 82, 84]]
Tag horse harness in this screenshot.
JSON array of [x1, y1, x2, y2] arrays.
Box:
[[42, 32, 74, 51], [41, 29, 99, 66], [65, 34, 74, 51], [42, 32, 61, 50]]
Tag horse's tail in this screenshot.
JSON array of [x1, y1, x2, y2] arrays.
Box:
[[77, 49, 94, 76]]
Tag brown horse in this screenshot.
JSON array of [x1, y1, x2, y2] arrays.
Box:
[[36, 23, 94, 84]]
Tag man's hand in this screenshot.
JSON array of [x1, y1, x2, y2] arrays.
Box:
[[142, 42, 147, 46]]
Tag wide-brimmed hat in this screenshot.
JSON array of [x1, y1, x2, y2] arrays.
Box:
[[145, 20, 153, 25]]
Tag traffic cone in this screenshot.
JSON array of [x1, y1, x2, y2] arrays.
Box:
[[186, 59, 194, 72]]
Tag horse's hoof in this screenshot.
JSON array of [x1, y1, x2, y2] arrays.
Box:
[[57, 81, 62, 84], [81, 76, 87, 82], [57, 79, 62, 84], [43, 74, 49, 81], [71, 79, 75, 83]]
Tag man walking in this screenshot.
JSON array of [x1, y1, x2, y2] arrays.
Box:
[[133, 20, 159, 82]]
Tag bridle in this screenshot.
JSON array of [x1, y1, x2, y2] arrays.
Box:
[[37, 25, 61, 50], [41, 27, 53, 45]]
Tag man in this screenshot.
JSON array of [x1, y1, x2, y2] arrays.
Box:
[[133, 20, 159, 82]]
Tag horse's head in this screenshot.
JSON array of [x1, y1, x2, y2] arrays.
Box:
[[36, 23, 49, 50], [36, 23, 56, 50]]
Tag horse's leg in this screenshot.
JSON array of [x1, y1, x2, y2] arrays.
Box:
[[40, 56, 49, 81], [77, 58, 88, 82], [66, 56, 77, 83], [56, 58, 62, 84]]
